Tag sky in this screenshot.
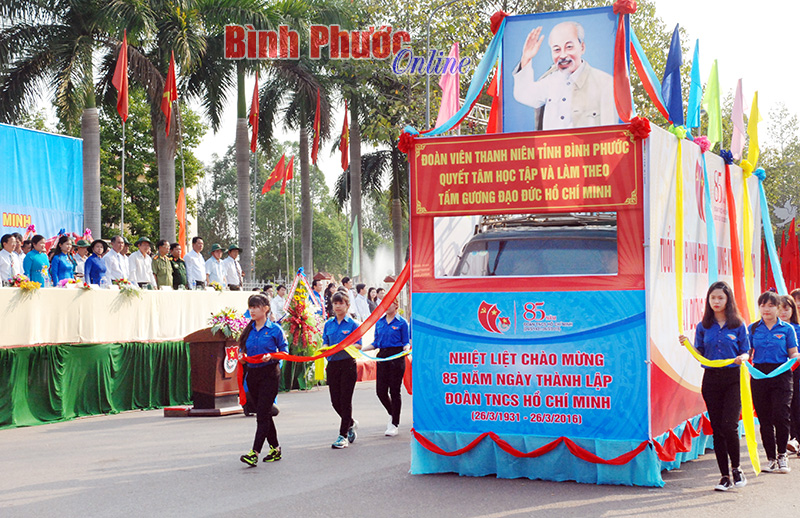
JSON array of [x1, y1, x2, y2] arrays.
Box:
[[190, 1, 800, 191]]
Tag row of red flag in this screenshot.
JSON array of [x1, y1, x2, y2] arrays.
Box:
[[764, 218, 800, 293]]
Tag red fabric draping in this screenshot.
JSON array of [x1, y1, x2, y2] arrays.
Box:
[[411, 429, 650, 465], [613, 16, 633, 123], [403, 355, 413, 394], [724, 163, 751, 321]]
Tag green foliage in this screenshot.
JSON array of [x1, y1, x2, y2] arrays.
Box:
[[100, 87, 206, 240]]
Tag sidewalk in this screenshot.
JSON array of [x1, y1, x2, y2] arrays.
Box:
[[1, 381, 799, 517]]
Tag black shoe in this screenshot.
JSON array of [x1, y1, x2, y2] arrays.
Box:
[[732, 468, 746, 487], [240, 450, 258, 467], [714, 476, 733, 491], [263, 446, 281, 462]]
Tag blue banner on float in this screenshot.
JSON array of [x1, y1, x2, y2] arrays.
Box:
[[412, 290, 648, 441], [0, 123, 83, 237]]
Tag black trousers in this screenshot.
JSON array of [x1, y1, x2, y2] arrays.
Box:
[[246, 362, 281, 453], [701, 367, 741, 476], [228, 285, 241, 291], [791, 368, 800, 440], [376, 347, 406, 426], [327, 358, 357, 436], [751, 363, 793, 459]]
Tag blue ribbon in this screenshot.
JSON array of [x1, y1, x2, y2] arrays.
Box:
[[755, 168, 788, 294], [412, 19, 506, 136], [701, 153, 718, 283], [745, 358, 799, 379], [720, 149, 734, 165]]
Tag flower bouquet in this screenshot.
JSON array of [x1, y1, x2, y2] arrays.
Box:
[[113, 278, 140, 298], [208, 307, 249, 340], [10, 274, 29, 287], [281, 270, 324, 390], [209, 281, 224, 292], [58, 278, 90, 290]]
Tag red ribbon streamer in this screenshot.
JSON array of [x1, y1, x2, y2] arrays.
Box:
[[613, 15, 633, 123], [411, 429, 649, 465], [237, 261, 411, 404], [724, 163, 751, 322]]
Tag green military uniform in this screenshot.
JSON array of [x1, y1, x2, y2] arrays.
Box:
[[170, 256, 189, 290], [152, 253, 173, 288]]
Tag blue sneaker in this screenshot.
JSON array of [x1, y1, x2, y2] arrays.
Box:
[[331, 435, 348, 449], [348, 419, 358, 443]]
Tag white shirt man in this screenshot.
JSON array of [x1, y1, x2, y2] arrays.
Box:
[[222, 245, 243, 289], [205, 244, 227, 286], [104, 236, 130, 281], [272, 285, 288, 321], [184, 237, 207, 287], [129, 238, 156, 287], [0, 234, 20, 281], [353, 283, 371, 322], [74, 240, 90, 277]]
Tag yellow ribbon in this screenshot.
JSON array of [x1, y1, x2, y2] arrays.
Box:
[[682, 340, 761, 474], [741, 165, 757, 316], [675, 143, 685, 332]]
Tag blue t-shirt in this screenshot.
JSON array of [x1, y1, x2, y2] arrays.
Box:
[[323, 316, 361, 361], [23, 250, 50, 285], [84, 254, 108, 285], [373, 314, 410, 349], [244, 320, 288, 368], [50, 253, 76, 284], [748, 319, 799, 364], [694, 321, 749, 369]]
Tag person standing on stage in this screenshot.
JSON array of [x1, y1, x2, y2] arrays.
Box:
[[152, 239, 173, 289], [103, 235, 129, 282], [184, 236, 207, 289], [169, 243, 189, 290], [223, 244, 243, 290]]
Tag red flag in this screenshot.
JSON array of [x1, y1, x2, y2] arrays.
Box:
[[262, 154, 285, 194], [161, 51, 178, 135], [781, 228, 789, 284], [112, 31, 129, 122], [280, 156, 294, 195], [311, 88, 321, 165], [486, 69, 500, 134], [340, 101, 349, 172], [176, 187, 187, 258], [723, 164, 749, 321], [249, 77, 259, 152], [788, 219, 799, 291]]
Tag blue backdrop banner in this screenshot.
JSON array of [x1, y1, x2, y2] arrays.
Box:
[[412, 290, 648, 441], [0, 124, 83, 237]]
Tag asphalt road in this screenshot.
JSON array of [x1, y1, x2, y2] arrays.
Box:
[[2, 381, 799, 518]]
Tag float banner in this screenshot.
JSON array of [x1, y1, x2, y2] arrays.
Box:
[[0, 124, 83, 237], [411, 290, 648, 441], [501, 6, 621, 133], [411, 125, 640, 216]]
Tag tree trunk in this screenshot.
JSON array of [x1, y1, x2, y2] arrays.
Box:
[[235, 117, 252, 281], [300, 123, 313, 274], [155, 120, 177, 241], [390, 145, 403, 275], [81, 108, 101, 239], [349, 98, 362, 280]]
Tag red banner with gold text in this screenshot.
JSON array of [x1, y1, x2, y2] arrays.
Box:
[[411, 125, 641, 216]]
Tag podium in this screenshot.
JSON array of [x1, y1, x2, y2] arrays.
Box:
[[183, 328, 243, 416]]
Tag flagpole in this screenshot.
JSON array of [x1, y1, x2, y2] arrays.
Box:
[[283, 187, 289, 278], [253, 149, 258, 276], [291, 172, 296, 273], [121, 121, 125, 232]]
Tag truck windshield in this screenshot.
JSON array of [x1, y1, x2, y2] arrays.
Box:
[[457, 235, 618, 277]]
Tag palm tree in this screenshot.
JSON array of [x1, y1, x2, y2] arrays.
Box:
[[0, 0, 110, 238]]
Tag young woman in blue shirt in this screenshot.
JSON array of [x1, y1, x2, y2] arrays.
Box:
[[50, 235, 76, 285], [749, 291, 800, 474], [22, 234, 50, 285], [323, 291, 362, 449], [362, 299, 410, 436], [238, 294, 288, 467], [680, 281, 749, 491], [83, 240, 108, 285], [778, 295, 800, 457]]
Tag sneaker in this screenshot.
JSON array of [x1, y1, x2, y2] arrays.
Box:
[[788, 439, 800, 453], [714, 476, 733, 491], [331, 435, 348, 449], [778, 454, 791, 473], [240, 449, 258, 467], [732, 467, 747, 487], [764, 458, 779, 472], [263, 446, 281, 462], [347, 419, 358, 443], [385, 423, 399, 437]]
